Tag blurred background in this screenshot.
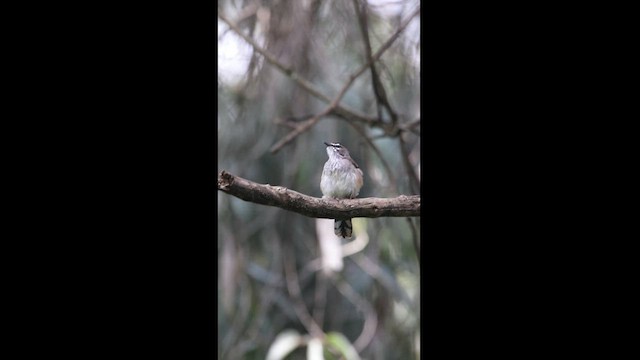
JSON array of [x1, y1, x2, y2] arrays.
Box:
[[218, 0, 420, 358]]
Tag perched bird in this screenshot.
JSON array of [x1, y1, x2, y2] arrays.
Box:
[[320, 142, 364, 239]]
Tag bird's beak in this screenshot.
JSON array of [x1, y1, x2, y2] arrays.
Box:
[[324, 142, 331, 147]]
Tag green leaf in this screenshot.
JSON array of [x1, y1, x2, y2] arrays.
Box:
[[324, 332, 361, 360]]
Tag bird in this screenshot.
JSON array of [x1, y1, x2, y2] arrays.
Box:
[[320, 141, 364, 239]]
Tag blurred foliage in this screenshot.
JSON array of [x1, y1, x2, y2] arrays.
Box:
[[218, 0, 420, 358]]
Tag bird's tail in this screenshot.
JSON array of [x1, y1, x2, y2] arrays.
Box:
[[334, 218, 354, 239]]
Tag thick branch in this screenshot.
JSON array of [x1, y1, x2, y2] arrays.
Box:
[[218, 171, 420, 218]]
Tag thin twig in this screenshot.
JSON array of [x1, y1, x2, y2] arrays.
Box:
[[282, 244, 325, 339], [218, 12, 331, 103], [352, 0, 398, 125], [329, 5, 420, 132], [269, 97, 333, 153], [353, 254, 414, 307], [219, 7, 421, 148], [332, 277, 378, 352], [269, 3, 423, 153], [401, 118, 421, 130], [220, 10, 375, 132], [398, 134, 420, 194], [369, 6, 420, 68]]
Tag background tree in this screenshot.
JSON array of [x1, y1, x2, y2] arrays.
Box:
[[218, 0, 420, 358]]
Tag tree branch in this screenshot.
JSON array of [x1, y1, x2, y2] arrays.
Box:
[[218, 170, 420, 218], [218, 12, 331, 103], [219, 7, 420, 149], [352, 0, 398, 125], [398, 134, 420, 194]]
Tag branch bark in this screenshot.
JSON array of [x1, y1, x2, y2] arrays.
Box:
[[218, 170, 420, 219]]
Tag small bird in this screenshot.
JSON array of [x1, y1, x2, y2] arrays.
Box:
[[320, 142, 364, 239]]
